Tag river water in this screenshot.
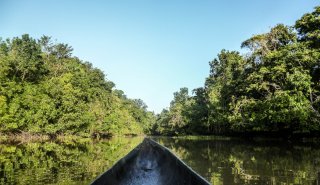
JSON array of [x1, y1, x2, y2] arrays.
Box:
[[0, 136, 319, 184]]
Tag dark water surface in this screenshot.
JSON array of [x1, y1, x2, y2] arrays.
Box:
[[1, 136, 320, 185], [153, 137, 320, 185]]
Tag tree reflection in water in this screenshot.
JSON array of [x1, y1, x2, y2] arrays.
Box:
[[0, 136, 320, 185], [153, 137, 320, 185], [0, 137, 143, 185]]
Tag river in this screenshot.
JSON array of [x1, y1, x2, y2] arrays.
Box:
[[0, 136, 319, 184]]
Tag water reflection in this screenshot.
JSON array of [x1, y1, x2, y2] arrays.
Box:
[[0, 137, 320, 185], [0, 137, 143, 185], [153, 137, 320, 185]]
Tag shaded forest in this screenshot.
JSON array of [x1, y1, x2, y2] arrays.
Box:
[[0, 35, 155, 137], [150, 6, 320, 136]]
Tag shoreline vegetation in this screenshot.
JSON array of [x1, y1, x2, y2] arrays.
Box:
[[0, 33, 155, 138], [2, 132, 320, 144], [1, 7, 320, 140], [148, 6, 320, 137], [0, 132, 146, 143]]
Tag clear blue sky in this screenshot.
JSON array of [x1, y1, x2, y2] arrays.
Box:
[[0, 1, 318, 113]]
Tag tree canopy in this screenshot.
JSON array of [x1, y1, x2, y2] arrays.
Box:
[[150, 6, 320, 137], [0, 35, 155, 137]]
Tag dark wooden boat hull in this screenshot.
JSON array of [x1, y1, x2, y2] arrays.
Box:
[[91, 138, 211, 185]]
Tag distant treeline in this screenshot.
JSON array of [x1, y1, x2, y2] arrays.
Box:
[[150, 6, 320, 136], [0, 35, 155, 137]]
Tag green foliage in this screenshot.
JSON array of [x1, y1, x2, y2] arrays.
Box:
[[151, 88, 191, 135], [295, 6, 320, 48], [0, 34, 154, 137], [152, 6, 320, 136]]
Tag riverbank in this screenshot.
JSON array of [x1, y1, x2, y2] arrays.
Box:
[[0, 132, 95, 144], [1, 130, 319, 144], [151, 131, 320, 143], [0, 132, 147, 144]]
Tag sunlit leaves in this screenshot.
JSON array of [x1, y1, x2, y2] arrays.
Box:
[[0, 34, 153, 136], [154, 6, 320, 136]]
